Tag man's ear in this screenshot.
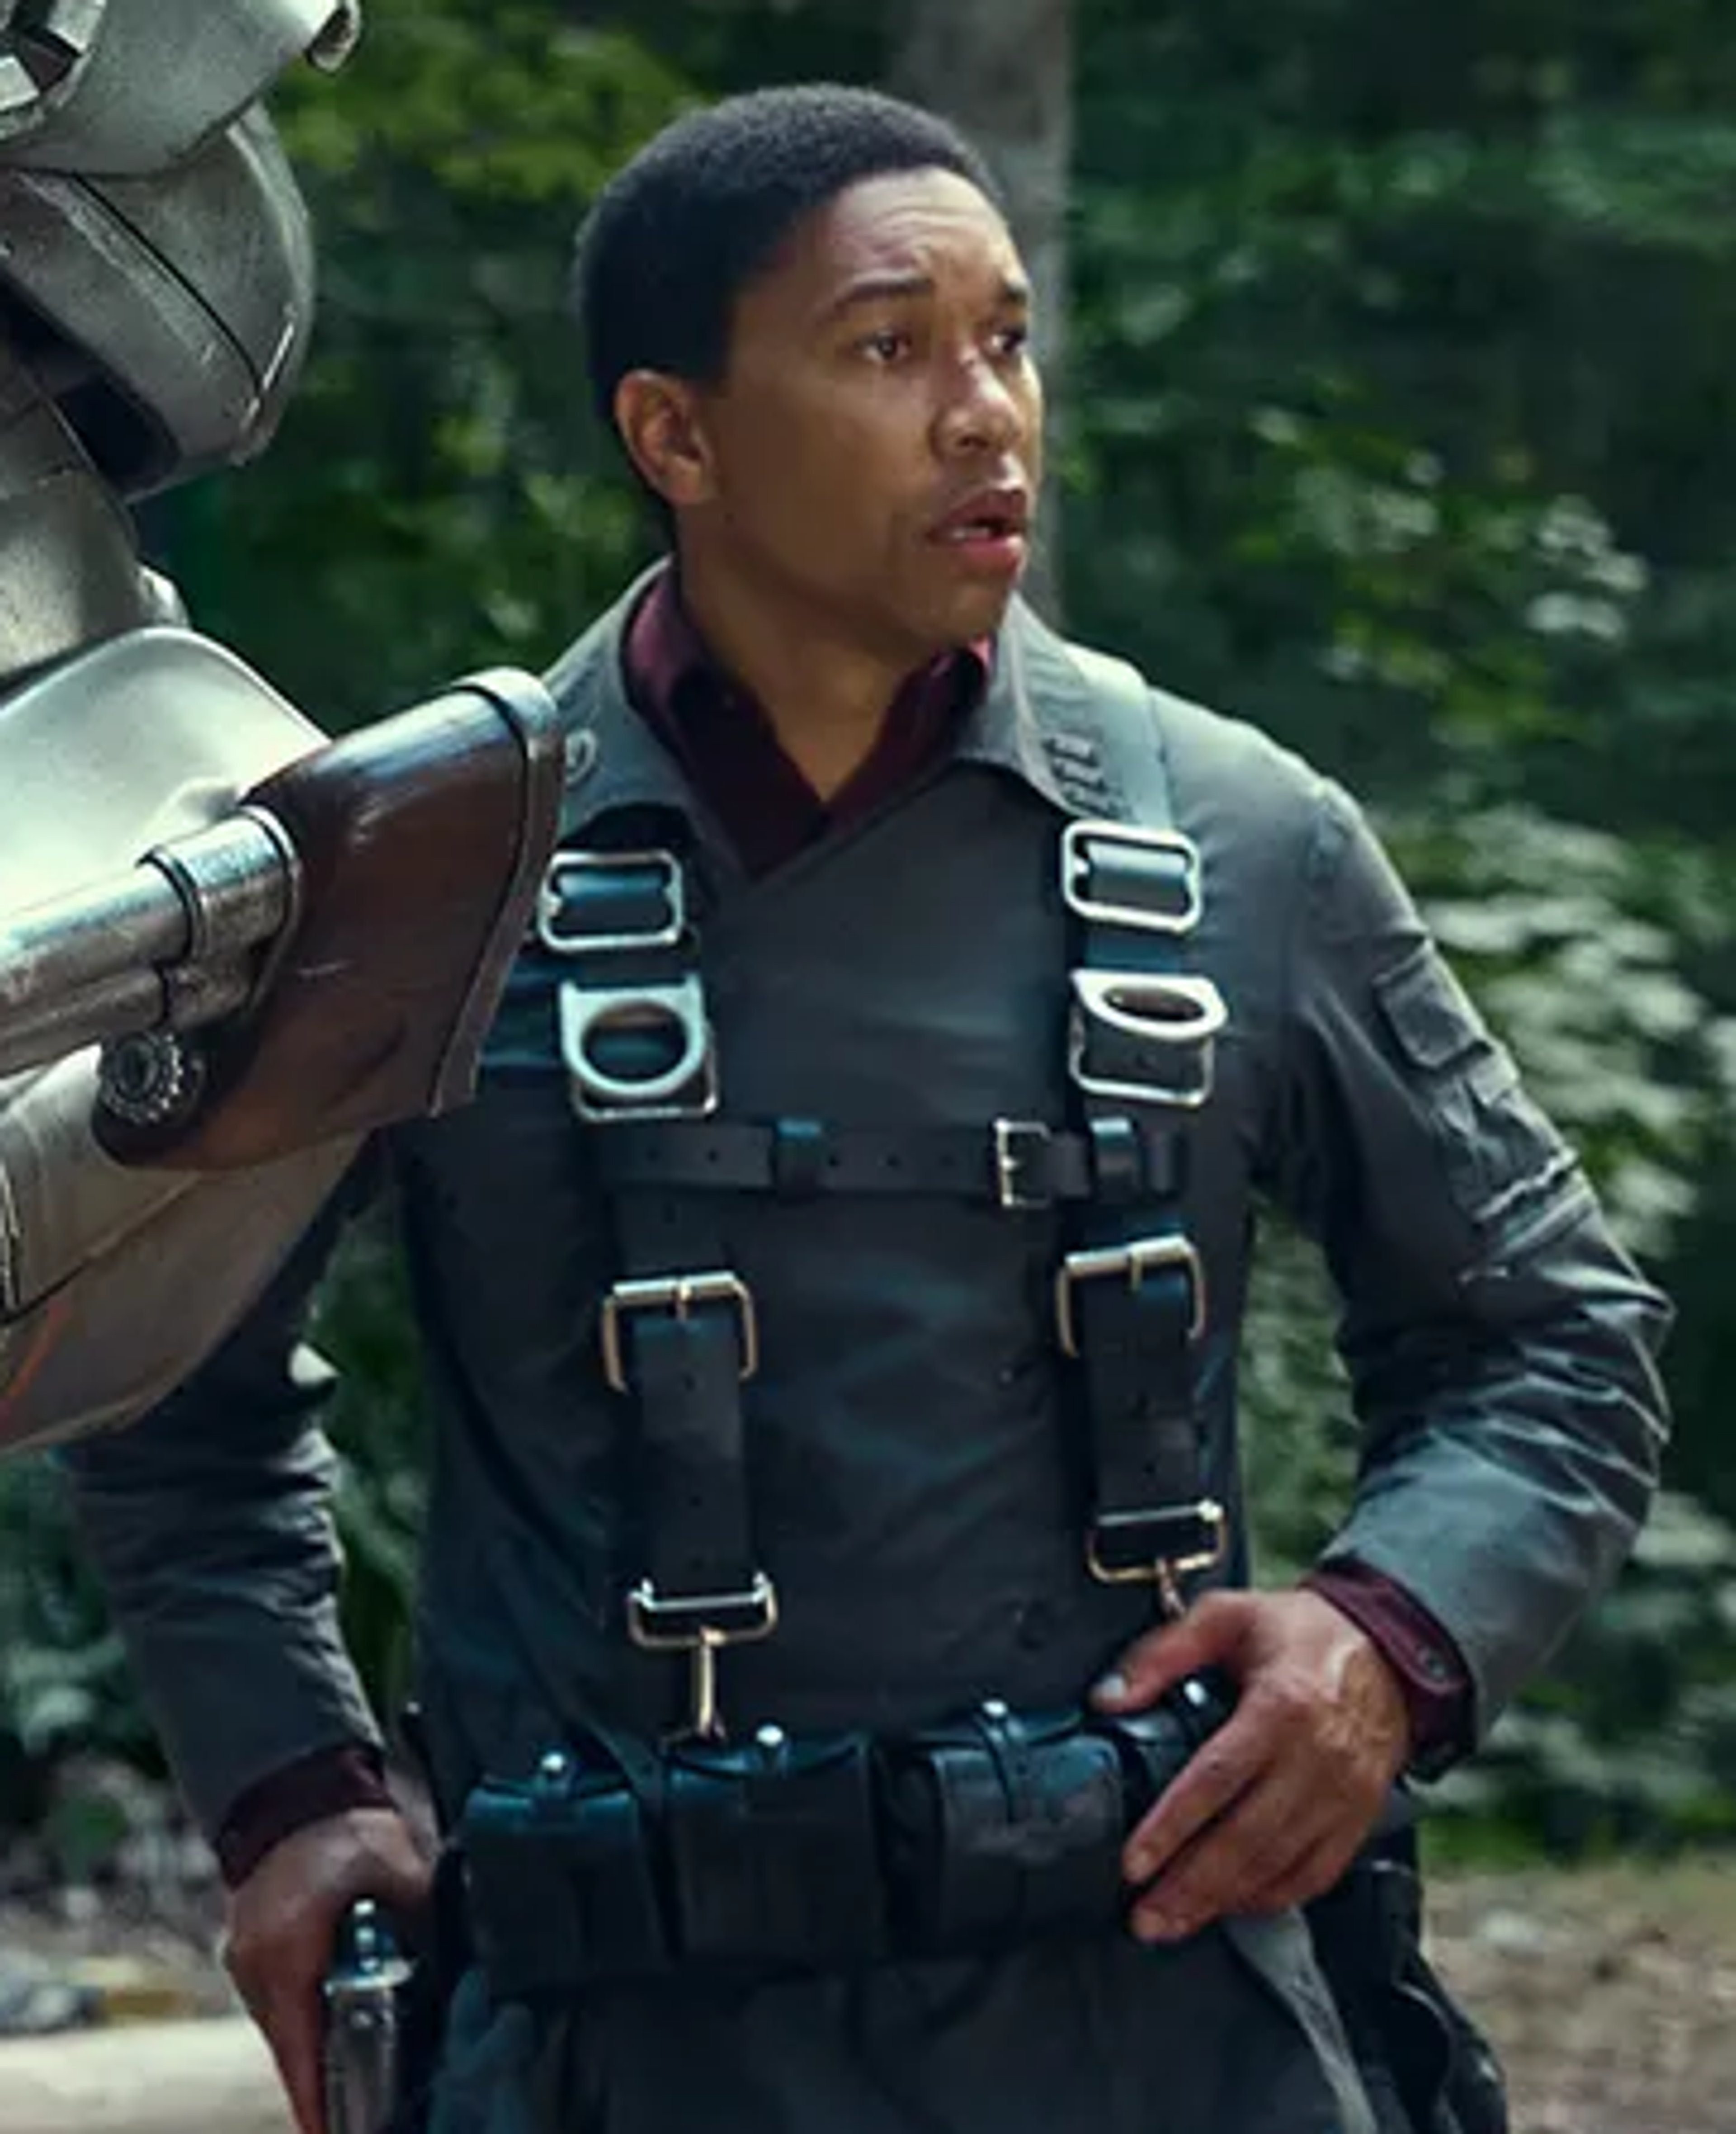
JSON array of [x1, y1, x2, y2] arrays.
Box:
[[614, 372, 717, 512]]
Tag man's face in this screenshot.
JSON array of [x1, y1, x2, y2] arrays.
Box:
[[680, 166, 1044, 665]]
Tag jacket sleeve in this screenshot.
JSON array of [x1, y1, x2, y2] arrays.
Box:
[[59, 1153, 385, 1838], [1256, 781, 1672, 1751]]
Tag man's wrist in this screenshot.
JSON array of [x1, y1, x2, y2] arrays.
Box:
[[213, 1741, 394, 1889], [1302, 1560, 1472, 1774]]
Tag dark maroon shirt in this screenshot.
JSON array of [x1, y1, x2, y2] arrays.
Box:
[[626, 567, 992, 871], [214, 579, 1468, 1883]]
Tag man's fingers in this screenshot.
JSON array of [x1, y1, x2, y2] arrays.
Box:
[[1234, 1825, 1368, 1921], [1128, 1761, 1338, 1943], [1093, 1590, 1251, 1712], [1120, 1699, 1269, 1883], [259, 1989, 326, 2134]]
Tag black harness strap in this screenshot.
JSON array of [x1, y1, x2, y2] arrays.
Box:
[[541, 840, 774, 1740], [1040, 644, 1229, 1613], [590, 1115, 1181, 1209]]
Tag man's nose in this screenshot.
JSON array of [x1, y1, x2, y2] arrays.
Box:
[[935, 353, 1028, 456]]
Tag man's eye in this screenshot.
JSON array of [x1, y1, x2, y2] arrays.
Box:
[[859, 329, 912, 364], [993, 323, 1032, 359]]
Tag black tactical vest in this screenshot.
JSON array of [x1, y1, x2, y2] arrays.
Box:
[[395, 587, 1261, 1804]]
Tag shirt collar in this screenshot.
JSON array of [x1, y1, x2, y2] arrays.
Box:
[[544, 562, 1099, 844]]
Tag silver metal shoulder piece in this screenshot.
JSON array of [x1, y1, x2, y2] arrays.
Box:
[[0, 0, 361, 495], [0, 2, 360, 170]]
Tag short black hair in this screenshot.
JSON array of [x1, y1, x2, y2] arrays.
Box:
[[571, 83, 1001, 439]]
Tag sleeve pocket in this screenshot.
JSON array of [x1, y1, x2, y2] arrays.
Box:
[[1373, 943, 1489, 1073], [1373, 942, 1580, 1246]]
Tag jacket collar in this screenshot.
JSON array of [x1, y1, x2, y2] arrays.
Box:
[[540, 565, 1123, 845]]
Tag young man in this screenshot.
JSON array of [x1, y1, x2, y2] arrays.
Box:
[[67, 85, 1668, 2134]]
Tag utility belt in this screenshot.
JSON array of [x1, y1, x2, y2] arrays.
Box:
[[458, 1678, 1231, 1997]]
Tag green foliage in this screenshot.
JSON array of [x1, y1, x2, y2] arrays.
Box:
[[166, 0, 697, 726], [1432, 1492, 1736, 1855], [0, 1460, 156, 1829]]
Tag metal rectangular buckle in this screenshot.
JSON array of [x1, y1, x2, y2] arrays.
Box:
[[627, 1572, 779, 1745], [1067, 971, 1227, 1112], [1054, 1235, 1206, 1359], [599, 1270, 760, 1394], [625, 1571, 780, 1651], [537, 848, 685, 957], [1061, 821, 1203, 936], [1086, 1501, 1227, 1587], [992, 1118, 1053, 1211]]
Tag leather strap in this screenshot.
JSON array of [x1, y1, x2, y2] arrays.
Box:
[[591, 1115, 1181, 1209], [1041, 646, 1225, 1596]]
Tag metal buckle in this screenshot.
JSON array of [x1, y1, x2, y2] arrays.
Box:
[[1068, 971, 1227, 1111], [1061, 821, 1203, 936], [992, 1118, 1053, 1211], [1086, 1501, 1228, 1599], [599, 1270, 760, 1394], [627, 1572, 780, 1743], [626, 1571, 779, 1650], [537, 848, 685, 957], [1054, 1235, 1206, 1360], [558, 975, 718, 1122]]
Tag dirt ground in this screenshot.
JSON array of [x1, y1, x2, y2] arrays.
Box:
[[1427, 1861, 1736, 2134], [4, 1859, 1736, 2132]]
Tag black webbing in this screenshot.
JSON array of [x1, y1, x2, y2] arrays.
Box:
[[1042, 650, 1222, 1593]]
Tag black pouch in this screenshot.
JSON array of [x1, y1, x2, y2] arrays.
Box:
[[1306, 1808, 1508, 2134], [458, 1746, 669, 1997], [1094, 1670, 1235, 1823], [665, 1727, 887, 1971], [879, 1702, 1126, 1955]]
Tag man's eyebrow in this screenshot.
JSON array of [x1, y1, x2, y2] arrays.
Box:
[[818, 271, 1032, 322]]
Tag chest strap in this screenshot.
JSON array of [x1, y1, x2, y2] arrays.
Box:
[[1044, 646, 1230, 1615], [540, 840, 774, 1741]]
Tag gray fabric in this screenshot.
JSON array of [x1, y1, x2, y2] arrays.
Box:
[[426, 1917, 1374, 2134], [61, 570, 1669, 2131]]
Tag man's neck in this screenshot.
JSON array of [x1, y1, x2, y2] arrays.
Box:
[[675, 554, 929, 803]]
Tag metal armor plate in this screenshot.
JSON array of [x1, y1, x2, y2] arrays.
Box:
[[0, 628, 359, 1453]]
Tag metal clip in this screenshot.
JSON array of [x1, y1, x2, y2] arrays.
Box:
[[1061, 821, 1203, 935], [537, 849, 686, 957], [1086, 1501, 1228, 1615], [1068, 970, 1227, 1111], [558, 976, 717, 1122], [627, 1573, 779, 1741]]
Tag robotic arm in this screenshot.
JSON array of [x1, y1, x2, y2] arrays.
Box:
[[0, 2, 564, 1455]]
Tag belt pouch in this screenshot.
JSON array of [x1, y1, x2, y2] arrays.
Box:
[[665, 1730, 887, 1970], [1094, 1671, 1234, 1824], [880, 1706, 1126, 1955], [458, 1752, 668, 1997]]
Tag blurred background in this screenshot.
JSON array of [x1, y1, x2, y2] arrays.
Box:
[[5, 0, 1736, 2116]]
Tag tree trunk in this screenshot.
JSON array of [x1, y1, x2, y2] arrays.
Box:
[[888, 0, 1074, 623]]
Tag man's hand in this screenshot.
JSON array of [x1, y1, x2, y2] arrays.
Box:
[[222, 1805, 433, 2134], [1092, 1587, 1410, 1945]]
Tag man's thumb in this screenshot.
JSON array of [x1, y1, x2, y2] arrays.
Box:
[[1090, 1589, 1247, 1710]]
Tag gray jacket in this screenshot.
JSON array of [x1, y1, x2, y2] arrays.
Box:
[[62, 581, 1669, 2134]]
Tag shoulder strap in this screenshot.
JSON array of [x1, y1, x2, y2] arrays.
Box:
[[1032, 628, 1231, 1617]]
